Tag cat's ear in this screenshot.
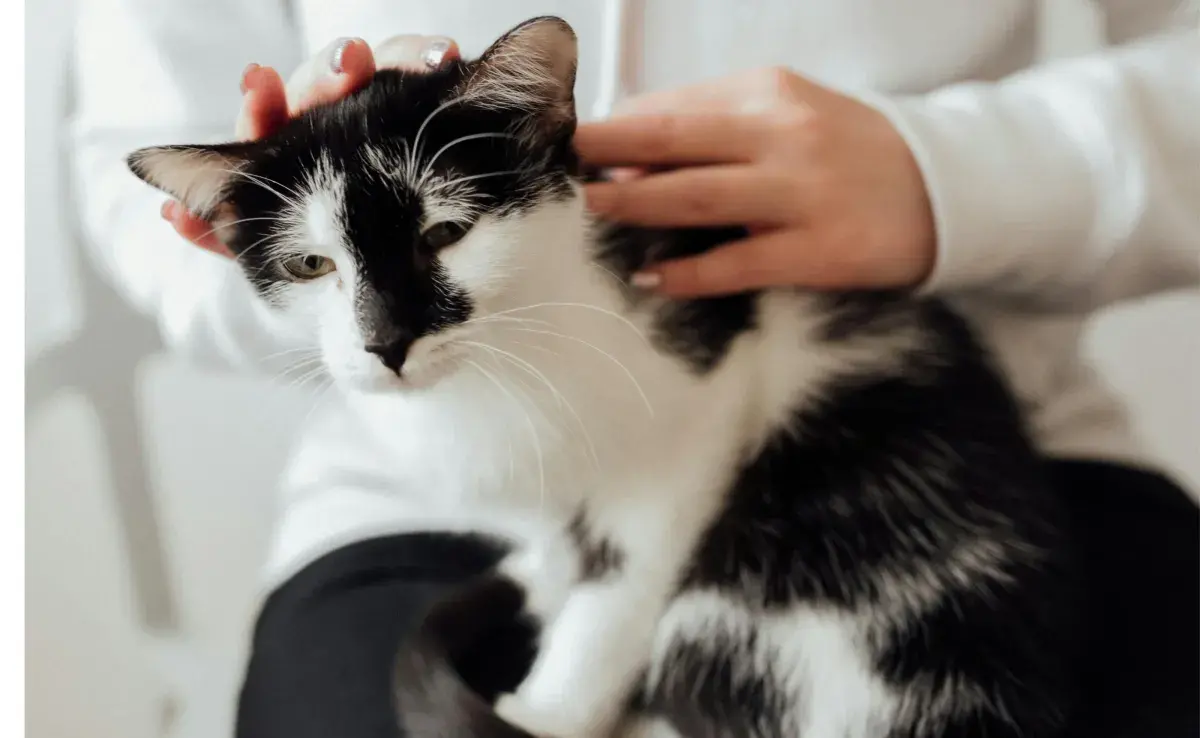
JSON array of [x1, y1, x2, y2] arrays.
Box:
[[126, 142, 259, 217], [462, 16, 578, 127]]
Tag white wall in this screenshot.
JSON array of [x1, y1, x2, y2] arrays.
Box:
[[25, 3, 1199, 738]]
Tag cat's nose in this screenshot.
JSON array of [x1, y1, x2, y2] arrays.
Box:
[[365, 335, 415, 374]]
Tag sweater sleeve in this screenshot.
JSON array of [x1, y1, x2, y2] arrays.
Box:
[[69, 0, 309, 371], [875, 1, 1200, 313]]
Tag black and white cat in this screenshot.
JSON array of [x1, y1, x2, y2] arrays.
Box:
[[130, 17, 1086, 738]]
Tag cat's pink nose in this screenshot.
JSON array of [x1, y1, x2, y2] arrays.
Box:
[[366, 337, 414, 374]]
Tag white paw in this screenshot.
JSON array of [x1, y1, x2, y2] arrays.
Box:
[[494, 693, 600, 738], [498, 545, 575, 621]]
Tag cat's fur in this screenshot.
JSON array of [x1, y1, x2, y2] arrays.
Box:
[[129, 17, 1083, 738]]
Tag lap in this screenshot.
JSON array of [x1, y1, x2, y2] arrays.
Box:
[[235, 532, 535, 738], [236, 462, 1199, 738]]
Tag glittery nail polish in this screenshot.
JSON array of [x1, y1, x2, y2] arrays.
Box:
[[424, 40, 450, 69], [330, 38, 355, 74]]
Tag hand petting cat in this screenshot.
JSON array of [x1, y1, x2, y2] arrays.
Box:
[[161, 38, 935, 301], [576, 69, 937, 298], [160, 35, 460, 258]]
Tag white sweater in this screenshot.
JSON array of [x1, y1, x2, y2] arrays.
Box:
[[70, 0, 1200, 583]]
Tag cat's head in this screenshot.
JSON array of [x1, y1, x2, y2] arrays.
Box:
[[128, 17, 586, 392]]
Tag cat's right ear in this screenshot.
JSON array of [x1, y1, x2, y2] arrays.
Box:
[[462, 16, 578, 129], [126, 142, 259, 218]]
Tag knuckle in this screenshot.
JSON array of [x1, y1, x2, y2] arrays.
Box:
[[758, 66, 800, 101], [675, 184, 721, 221], [644, 114, 681, 154], [764, 108, 813, 153]]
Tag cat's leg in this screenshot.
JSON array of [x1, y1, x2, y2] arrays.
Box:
[[494, 571, 669, 738], [496, 531, 579, 625], [494, 494, 713, 738]]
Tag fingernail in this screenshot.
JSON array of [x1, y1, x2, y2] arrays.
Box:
[[631, 271, 662, 290], [160, 200, 175, 220], [609, 167, 642, 183], [424, 40, 450, 69], [330, 37, 355, 75], [240, 63, 260, 94]]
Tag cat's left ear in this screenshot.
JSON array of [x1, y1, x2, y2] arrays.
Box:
[[126, 141, 260, 218], [461, 16, 578, 129]]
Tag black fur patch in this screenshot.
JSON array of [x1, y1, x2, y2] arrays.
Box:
[[659, 301, 1078, 736], [230, 66, 577, 342], [592, 223, 758, 374], [567, 513, 625, 580], [639, 629, 787, 738]]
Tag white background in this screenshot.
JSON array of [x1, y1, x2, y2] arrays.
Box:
[[25, 2, 1200, 737]]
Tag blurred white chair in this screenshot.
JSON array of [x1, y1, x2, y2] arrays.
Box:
[[27, 2, 242, 734]]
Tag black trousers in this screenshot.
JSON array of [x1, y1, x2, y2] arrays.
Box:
[[235, 460, 1200, 738]]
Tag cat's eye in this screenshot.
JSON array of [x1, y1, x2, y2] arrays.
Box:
[[282, 254, 337, 280], [421, 221, 470, 253]]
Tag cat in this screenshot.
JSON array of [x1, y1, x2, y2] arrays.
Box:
[[129, 16, 1084, 738]]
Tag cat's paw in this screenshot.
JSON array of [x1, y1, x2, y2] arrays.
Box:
[[494, 693, 599, 738]]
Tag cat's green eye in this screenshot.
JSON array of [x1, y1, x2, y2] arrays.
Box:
[[421, 221, 470, 253], [283, 254, 336, 280]]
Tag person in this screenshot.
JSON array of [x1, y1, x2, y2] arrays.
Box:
[[71, 2, 1199, 736]]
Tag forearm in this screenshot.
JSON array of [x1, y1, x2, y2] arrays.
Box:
[[874, 21, 1200, 312]]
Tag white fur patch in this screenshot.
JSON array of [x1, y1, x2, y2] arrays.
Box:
[[651, 591, 899, 738]]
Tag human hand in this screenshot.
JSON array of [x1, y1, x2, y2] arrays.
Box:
[[160, 35, 460, 258], [576, 68, 936, 297]]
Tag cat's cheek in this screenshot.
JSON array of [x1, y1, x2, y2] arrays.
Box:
[[314, 294, 366, 383], [435, 221, 519, 303]]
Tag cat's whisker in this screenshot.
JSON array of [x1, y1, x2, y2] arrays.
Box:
[[257, 345, 324, 364], [508, 339, 561, 358], [501, 326, 655, 418], [423, 132, 520, 177], [431, 170, 524, 191], [460, 340, 601, 473], [461, 314, 557, 331], [464, 357, 547, 512], [262, 357, 324, 394], [486, 301, 650, 344], [407, 93, 471, 178], [187, 216, 281, 245], [223, 168, 306, 206], [591, 263, 627, 288], [280, 361, 329, 392], [298, 377, 338, 430]]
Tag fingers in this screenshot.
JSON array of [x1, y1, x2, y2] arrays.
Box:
[[161, 201, 233, 258], [585, 166, 796, 228], [633, 233, 795, 297], [164, 35, 461, 258], [574, 114, 763, 168], [373, 34, 460, 71], [633, 230, 836, 298], [613, 76, 761, 117], [636, 229, 890, 297], [235, 64, 288, 140], [286, 37, 378, 114], [611, 68, 823, 118]]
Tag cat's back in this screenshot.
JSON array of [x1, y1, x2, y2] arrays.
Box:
[[635, 289, 1079, 737]]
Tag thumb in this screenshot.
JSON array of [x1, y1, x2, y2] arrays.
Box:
[[235, 64, 288, 140]]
